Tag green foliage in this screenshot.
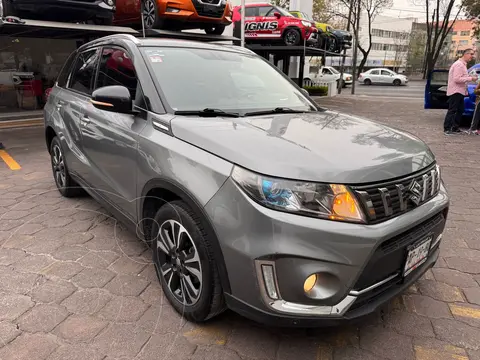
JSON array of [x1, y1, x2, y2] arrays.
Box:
[[303, 85, 328, 96]]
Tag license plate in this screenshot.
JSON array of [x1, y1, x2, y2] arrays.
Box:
[[403, 236, 432, 277]]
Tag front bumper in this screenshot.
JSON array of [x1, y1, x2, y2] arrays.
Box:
[[204, 178, 449, 326]]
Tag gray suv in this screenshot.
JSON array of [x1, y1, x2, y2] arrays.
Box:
[[44, 34, 449, 326]]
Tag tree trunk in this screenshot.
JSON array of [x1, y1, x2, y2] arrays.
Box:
[[357, 48, 369, 76]]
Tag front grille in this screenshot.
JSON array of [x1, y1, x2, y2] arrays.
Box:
[[352, 211, 445, 291], [192, 0, 225, 18], [352, 163, 440, 224]]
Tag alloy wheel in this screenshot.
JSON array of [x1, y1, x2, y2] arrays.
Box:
[[285, 30, 299, 45], [52, 144, 66, 189], [157, 219, 203, 306], [142, 0, 156, 29]]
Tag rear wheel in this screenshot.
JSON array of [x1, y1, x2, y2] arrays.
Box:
[[205, 25, 225, 35], [49, 137, 84, 198], [364, 78, 372, 85], [142, 0, 164, 29], [283, 28, 301, 46], [152, 200, 225, 322]]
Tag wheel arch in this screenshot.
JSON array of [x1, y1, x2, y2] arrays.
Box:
[[140, 177, 231, 294], [45, 126, 57, 154]]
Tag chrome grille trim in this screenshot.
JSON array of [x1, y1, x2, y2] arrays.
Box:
[[351, 164, 441, 224]]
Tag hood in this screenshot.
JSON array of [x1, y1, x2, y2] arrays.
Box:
[[170, 111, 435, 184]]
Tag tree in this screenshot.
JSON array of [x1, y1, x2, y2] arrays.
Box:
[[423, 0, 462, 79], [393, 31, 411, 72], [463, 0, 479, 36], [327, 0, 393, 76], [270, 0, 290, 7]]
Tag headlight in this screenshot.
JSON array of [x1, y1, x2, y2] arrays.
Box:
[[302, 21, 312, 27], [232, 166, 366, 223]]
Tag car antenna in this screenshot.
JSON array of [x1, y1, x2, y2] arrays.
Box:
[[140, 7, 146, 38]]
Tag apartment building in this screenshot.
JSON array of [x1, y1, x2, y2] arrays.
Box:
[[450, 20, 477, 57]]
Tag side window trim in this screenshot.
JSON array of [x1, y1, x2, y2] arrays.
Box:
[[66, 47, 101, 97], [94, 45, 149, 112]]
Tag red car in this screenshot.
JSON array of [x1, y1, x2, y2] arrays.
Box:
[[232, 3, 318, 46]]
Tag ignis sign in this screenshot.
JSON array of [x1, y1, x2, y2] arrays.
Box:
[[245, 21, 278, 31]]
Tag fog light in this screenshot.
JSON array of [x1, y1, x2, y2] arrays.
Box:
[[166, 7, 180, 13], [304, 272, 340, 300], [304, 274, 317, 293], [105, 0, 114, 5], [261, 264, 278, 300]]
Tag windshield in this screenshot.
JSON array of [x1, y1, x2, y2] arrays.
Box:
[[275, 6, 295, 17], [142, 47, 316, 114], [329, 67, 340, 74]]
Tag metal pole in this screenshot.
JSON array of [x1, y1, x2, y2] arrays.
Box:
[[338, 0, 354, 94], [351, 0, 361, 95], [241, 0, 245, 47]]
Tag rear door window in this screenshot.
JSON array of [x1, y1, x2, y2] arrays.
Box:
[[68, 49, 100, 95]]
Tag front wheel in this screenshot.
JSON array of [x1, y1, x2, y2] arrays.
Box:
[[49, 137, 84, 198], [283, 28, 301, 46], [393, 79, 401, 86], [142, 0, 164, 29], [205, 25, 225, 35], [152, 200, 225, 322], [328, 37, 337, 52]]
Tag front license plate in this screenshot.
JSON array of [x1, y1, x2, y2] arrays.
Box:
[[403, 236, 432, 277]]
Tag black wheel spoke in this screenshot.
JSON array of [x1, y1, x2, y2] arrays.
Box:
[[157, 219, 203, 306]]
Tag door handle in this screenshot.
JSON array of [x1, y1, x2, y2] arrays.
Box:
[[81, 116, 91, 125]]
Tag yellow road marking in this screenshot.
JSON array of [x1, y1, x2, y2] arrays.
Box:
[[414, 345, 468, 360], [450, 304, 480, 319], [0, 149, 21, 170]]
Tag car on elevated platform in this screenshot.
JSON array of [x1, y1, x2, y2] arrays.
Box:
[[289, 10, 352, 53], [232, 2, 319, 47], [0, 0, 116, 25], [113, 0, 233, 35]]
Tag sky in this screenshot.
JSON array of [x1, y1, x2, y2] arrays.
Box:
[[382, 0, 465, 20]]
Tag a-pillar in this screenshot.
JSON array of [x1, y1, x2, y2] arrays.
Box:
[[288, 0, 313, 80]]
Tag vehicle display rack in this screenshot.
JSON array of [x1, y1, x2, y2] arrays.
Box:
[[0, 16, 347, 92]]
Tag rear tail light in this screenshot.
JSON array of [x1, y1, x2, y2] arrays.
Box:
[[45, 88, 52, 100]]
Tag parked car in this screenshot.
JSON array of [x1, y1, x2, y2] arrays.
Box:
[[306, 66, 353, 88], [113, 0, 233, 34], [315, 22, 352, 53], [44, 33, 449, 326], [359, 68, 409, 86], [288, 10, 329, 50], [0, 0, 115, 24], [424, 68, 477, 120], [232, 3, 319, 46]]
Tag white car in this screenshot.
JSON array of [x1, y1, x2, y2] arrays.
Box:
[[307, 66, 353, 87], [359, 68, 408, 86]]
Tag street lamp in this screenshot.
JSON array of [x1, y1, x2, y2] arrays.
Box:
[[241, 0, 245, 47]]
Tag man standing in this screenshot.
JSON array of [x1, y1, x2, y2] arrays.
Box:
[[443, 49, 478, 135]]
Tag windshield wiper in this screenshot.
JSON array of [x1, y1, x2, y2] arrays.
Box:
[[244, 107, 314, 117], [174, 108, 240, 118]]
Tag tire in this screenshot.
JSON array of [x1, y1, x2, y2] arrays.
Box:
[[393, 79, 401, 86], [283, 28, 301, 46], [152, 200, 226, 322], [142, 0, 164, 29], [328, 37, 337, 52], [49, 137, 84, 198], [205, 25, 225, 35], [364, 79, 372, 85]]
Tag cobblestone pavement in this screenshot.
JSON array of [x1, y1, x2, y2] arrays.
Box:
[[0, 96, 480, 360]]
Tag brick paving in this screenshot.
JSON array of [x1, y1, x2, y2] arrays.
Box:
[[0, 96, 479, 360]]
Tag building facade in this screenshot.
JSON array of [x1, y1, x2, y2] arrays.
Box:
[[327, 13, 417, 71], [450, 20, 477, 58]]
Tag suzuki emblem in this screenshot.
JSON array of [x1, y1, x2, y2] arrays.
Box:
[[407, 179, 422, 206]]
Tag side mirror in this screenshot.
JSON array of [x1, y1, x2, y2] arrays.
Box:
[[273, 12, 281, 18], [91, 85, 133, 114]]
